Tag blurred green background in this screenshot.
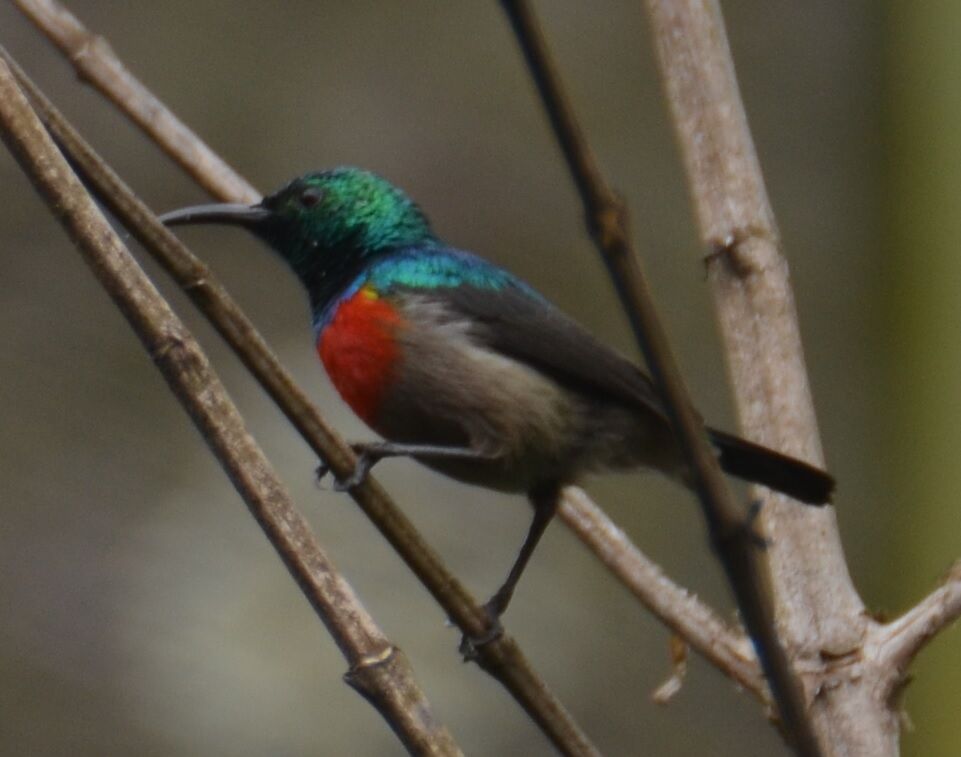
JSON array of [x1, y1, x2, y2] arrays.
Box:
[[0, 2, 956, 755]]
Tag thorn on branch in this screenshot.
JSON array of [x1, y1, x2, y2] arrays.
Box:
[[343, 643, 398, 690], [652, 635, 689, 705], [70, 35, 98, 74], [588, 194, 630, 255], [874, 558, 961, 683]]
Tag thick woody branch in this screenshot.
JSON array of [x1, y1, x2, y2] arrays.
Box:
[[0, 58, 460, 757], [643, 1, 895, 756], [642, 0, 827, 465], [501, 1, 820, 752], [0, 46, 599, 757]]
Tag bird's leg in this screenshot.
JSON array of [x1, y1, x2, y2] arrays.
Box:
[[316, 441, 490, 491], [461, 483, 561, 657], [485, 484, 560, 617]]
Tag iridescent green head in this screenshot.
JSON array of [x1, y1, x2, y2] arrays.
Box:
[[259, 168, 436, 262], [159, 167, 437, 292]]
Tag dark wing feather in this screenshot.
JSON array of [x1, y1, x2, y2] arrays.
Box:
[[390, 274, 834, 504], [436, 283, 835, 504], [438, 282, 668, 419]]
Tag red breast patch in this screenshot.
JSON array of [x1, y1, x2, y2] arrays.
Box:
[[318, 286, 402, 424]]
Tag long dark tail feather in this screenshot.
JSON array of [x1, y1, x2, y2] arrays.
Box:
[[707, 428, 834, 505]]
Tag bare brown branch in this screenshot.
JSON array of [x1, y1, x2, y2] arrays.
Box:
[[14, 0, 259, 203], [559, 488, 767, 704], [0, 56, 461, 757]]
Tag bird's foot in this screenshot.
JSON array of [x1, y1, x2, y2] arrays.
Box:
[[315, 443, 386, 491], [457, 591, 510, 662], [458, 599, 506, 662]]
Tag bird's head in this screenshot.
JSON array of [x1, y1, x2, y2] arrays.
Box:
[[159, 167, 437, 284]]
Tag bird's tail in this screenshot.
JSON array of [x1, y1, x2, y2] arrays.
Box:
[[707, 428, 834, 505]]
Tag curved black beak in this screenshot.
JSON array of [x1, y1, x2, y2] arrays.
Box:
[[157, 203, 273, 229]]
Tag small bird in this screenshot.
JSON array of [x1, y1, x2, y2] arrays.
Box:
[[160, 167, 833, 623]]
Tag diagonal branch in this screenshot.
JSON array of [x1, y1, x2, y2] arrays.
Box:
[[0, 45, 600, 757], [873, 560, 961, 681], [559, 488, 767, 704], [0, 56, 461, 757], [13, 0, 258, 203], [501, 1, 821, 752]]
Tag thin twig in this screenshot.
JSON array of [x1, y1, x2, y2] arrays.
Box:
[[500, 1, 822, 753], [873, 560, 961, 680], [559, 488, 767, 705], [0, 46, 600, 757], [0, 57, 461, 757], [13, 0, 258, 203]]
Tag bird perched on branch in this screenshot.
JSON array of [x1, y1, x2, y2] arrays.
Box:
[[160, 167, 833, 626]]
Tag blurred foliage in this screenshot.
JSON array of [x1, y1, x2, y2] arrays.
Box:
[[0, 1, 953, 755], [886, 2, 961, 755]]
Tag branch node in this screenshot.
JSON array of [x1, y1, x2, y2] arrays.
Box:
[[150, 329, 188, 361], [588, 193, 629, 254], [703, 226, 770, 279], [344, 643, 398, 689], [69, 33, 106, 84]]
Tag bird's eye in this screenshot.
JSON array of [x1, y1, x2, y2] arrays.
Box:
[[299, 188, 324, 208]]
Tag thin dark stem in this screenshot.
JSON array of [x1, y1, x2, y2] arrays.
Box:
[[0, 57, 461, 757], [500, 1, 821, 753], [0, 47, 599, 757]]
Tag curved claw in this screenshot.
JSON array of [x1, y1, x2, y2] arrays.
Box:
[[315, 444, 380, 491], [314, 461, 333, 488], [332, 450, 376, 491], [458, 605, 505, 662]]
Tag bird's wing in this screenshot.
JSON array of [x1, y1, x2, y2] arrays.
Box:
[[435, 280, 669, 420], [366, 246, 666, 417]]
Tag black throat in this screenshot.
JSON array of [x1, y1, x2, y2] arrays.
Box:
[[293, 239, 390, 322]]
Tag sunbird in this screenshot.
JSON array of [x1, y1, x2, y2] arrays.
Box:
[[160, 167, 833, 624]]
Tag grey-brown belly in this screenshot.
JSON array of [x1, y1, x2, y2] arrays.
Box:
[[368, 303, 682, 493]]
